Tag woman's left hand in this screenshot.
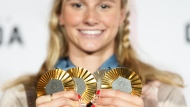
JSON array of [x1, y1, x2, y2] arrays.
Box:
[[94, 89, 144, 107]]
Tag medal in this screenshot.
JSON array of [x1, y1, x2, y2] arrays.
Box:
[[93, 68, 110, 90], [101, 67, 142, 96], [67, 67, 97, 104], [36, 68, 75, 97]]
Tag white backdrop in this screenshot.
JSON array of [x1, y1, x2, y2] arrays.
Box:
[[133, 1, 190, 106], [0, 0, 189, 106], [0, 0, 51, 95]]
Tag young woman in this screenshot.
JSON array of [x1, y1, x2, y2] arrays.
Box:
[[0, 0, 186, 107]]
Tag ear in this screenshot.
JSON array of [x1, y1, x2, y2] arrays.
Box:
[[59, 14, 64, 26], [119, 8, 126, 26]]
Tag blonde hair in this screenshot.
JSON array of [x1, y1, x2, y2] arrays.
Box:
[[2, 0, 183, 91], [39, 0, 184, 87]]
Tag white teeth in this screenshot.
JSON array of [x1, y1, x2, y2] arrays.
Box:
[[80, 30, 102, 35]]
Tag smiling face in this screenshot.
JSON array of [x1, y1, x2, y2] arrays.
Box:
[[59, 0, 126, 54]]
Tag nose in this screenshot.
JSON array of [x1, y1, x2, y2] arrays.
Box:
[[84, 8, 99, 26]]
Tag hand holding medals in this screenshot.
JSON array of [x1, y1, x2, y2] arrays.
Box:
[[36, 67, 142, 107]]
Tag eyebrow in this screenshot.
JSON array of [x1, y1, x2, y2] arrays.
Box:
[[100, 0, 116, 3], [65, 0, 85, 2]]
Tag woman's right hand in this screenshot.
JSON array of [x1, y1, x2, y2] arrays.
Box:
[[36, 91, 81, 107]]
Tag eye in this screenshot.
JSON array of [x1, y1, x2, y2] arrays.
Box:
[[72, 3, 83, 8], [100, 4, 110, 9]]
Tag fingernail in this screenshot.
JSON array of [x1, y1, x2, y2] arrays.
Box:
[[91, 104, 96, 107], [78, 94, 81, 99], [96, 90, 100, 95]]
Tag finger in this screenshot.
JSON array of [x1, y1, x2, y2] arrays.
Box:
[[36, 97, 80, 107], [60, 106, 72, 107], [52, 91, 80, 101], [95, 106, 115, 107], [36, 91, 80, 105], [36, 94, 51, 106], [96, 89, 143, 106], [97, 106, 115, 107], [91, 104, 116, 107], [88, 103, 115, 107], [96, 97, 140, 107], [60, 106, 71, 107]]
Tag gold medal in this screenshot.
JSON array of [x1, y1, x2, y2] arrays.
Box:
[[67, 67, 97, 104], [36, 68, 75, 97], [101, 67, 142, 96]]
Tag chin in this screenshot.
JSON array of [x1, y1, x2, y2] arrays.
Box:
[[81, 47, 100, 54], [83, 49, 98, 54], [81, 44, 99, 52]]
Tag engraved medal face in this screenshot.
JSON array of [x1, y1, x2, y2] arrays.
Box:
[[101, 67, 142, 96], [73, 78, 86, 96], [67, 67, 97, 104], [93, 68, 110, 90], [45, 79, 64, 95], [36, 69, 75, 97], [112, 76, 132, 93]]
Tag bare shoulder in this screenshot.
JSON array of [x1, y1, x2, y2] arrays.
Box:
[[0, 84, 27, 107]]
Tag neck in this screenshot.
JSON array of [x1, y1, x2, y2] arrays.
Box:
[[68, 44, 114, 73]]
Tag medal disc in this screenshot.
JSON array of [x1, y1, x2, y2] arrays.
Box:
[[36, 68, 75, 97], [101, 67, 142, 96], [93, 68, 110, 90], [67, 67, 97, 104]]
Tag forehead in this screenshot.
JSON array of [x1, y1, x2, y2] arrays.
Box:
[[64, 0, 117, 3]]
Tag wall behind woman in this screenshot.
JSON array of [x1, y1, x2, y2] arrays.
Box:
[[130, 0, 190, 106], [0, 0, 189, 106], [0, 0, 51, 95]]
